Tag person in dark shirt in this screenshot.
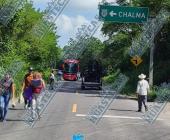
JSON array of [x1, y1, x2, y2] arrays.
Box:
[[0, 73, 15, 122], [21, 67, 33, 109]]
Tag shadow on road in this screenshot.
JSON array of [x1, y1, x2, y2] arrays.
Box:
[[6, 119, 24, 122], [58, 88, 76, 93], [9, 108, 25, 111], [109, 108, 136, 112], [84, 94, 137, 100], [77, 89, 101, 94]]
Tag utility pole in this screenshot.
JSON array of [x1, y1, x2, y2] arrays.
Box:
[[149, 42, 155, 87]]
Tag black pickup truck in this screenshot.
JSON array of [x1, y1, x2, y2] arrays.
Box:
[[81, 60, 102, 90]]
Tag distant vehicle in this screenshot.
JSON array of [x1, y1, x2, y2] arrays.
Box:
[[63, 59, 79, 81], [81, 60, 102, 90]]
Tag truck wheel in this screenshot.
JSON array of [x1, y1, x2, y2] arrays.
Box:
[[81, 85, 85, 90], [98, 86, 102, 90]]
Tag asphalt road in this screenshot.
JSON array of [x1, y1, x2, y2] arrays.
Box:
[[0, 80, 170, 140]]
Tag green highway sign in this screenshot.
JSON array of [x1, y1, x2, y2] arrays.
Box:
[[99, 5, 149, 23]]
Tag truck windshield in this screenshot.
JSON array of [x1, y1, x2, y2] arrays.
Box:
[[64, 63, 78, 73]]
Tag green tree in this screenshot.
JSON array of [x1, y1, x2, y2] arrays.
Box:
[[0, 0, 61, 94], [101, 0, 170, 93]]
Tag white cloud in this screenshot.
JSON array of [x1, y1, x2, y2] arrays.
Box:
[[56, 15, 73, 33], [33, 0, 98, 10], [69, 0, 99, 10], [32, 0, 49, 10], [69, 0, 117, 10], [56, 15, 89, 34], [56, 14, 91, 47], [32, 0, 114, 47], [32, 0, 117, 11], [56, 14, 108, 47]]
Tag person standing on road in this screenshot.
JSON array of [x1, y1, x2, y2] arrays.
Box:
[[31, 72, 45, 119], [77, 71, 81, 80], [57, 69, 63, 81], [0, 74, 15, 122], [136, 73, 150, 112], [49, 70, 55, 90], [21, 67, 33, 109]]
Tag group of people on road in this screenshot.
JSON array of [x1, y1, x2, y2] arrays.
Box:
[[0, 65, 150, 122], [0, 67, 46, 122], [21, 67, 45, 119], [0, 67, 63, 122]]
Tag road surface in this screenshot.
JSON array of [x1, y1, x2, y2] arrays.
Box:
[[0, 80, 170, 140]]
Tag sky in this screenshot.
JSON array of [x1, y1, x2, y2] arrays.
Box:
[[32, 0, 117, 47]]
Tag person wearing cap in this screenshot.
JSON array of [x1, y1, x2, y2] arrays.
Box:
[[136, 73, 150, 112], [21, 67, 33, 109]]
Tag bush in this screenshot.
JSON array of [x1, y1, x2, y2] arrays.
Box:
[[41, 68, 51, 83], [147, 87, 157, 102], [102, 69, 120, 84]]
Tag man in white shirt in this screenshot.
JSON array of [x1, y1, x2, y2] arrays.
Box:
[[136, 73, 150, 112]]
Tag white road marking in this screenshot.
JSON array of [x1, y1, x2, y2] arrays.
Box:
[[76, 114, 163, 120]]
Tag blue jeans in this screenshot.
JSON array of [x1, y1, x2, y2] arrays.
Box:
[[138, 95, 147, 111], [0, 93, 10, 121]]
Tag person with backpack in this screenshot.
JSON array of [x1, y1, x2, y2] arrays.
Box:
[[0, 73, 15, 122], [21, 67, 33, 109], [31, 72, 45, 119]]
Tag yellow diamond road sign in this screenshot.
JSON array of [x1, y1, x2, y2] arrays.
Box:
[[131, 56, 143, 66]]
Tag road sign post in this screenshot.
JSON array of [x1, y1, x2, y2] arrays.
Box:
[[99, 5, 149, 23]]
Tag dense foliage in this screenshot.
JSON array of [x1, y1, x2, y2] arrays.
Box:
[[0, 1, 61, 95], [100, 0, 170, 93]]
